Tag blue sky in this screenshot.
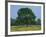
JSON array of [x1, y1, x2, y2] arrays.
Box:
[[10, 5, 41, 20]]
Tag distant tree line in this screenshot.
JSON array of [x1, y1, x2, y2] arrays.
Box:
[[11, 8, 41, 26]]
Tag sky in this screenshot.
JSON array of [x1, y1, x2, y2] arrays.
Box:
[[10, 5, 41, 20]]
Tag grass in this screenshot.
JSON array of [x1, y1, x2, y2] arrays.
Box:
[[11, 25, 41, 32]]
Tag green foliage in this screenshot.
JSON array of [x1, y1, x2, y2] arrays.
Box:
[[15, 8, 36, 25], [11, 18, 16, 26], [36, 18, 41, 25], [11, 8, 41, 26]]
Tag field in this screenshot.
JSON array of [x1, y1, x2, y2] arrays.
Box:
[[11, 25, 41, 32]]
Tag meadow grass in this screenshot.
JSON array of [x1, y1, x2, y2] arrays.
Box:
[[11, 25, 41, 32]]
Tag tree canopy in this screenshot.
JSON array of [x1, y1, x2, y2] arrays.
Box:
[[14, 8, 36, 26]]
